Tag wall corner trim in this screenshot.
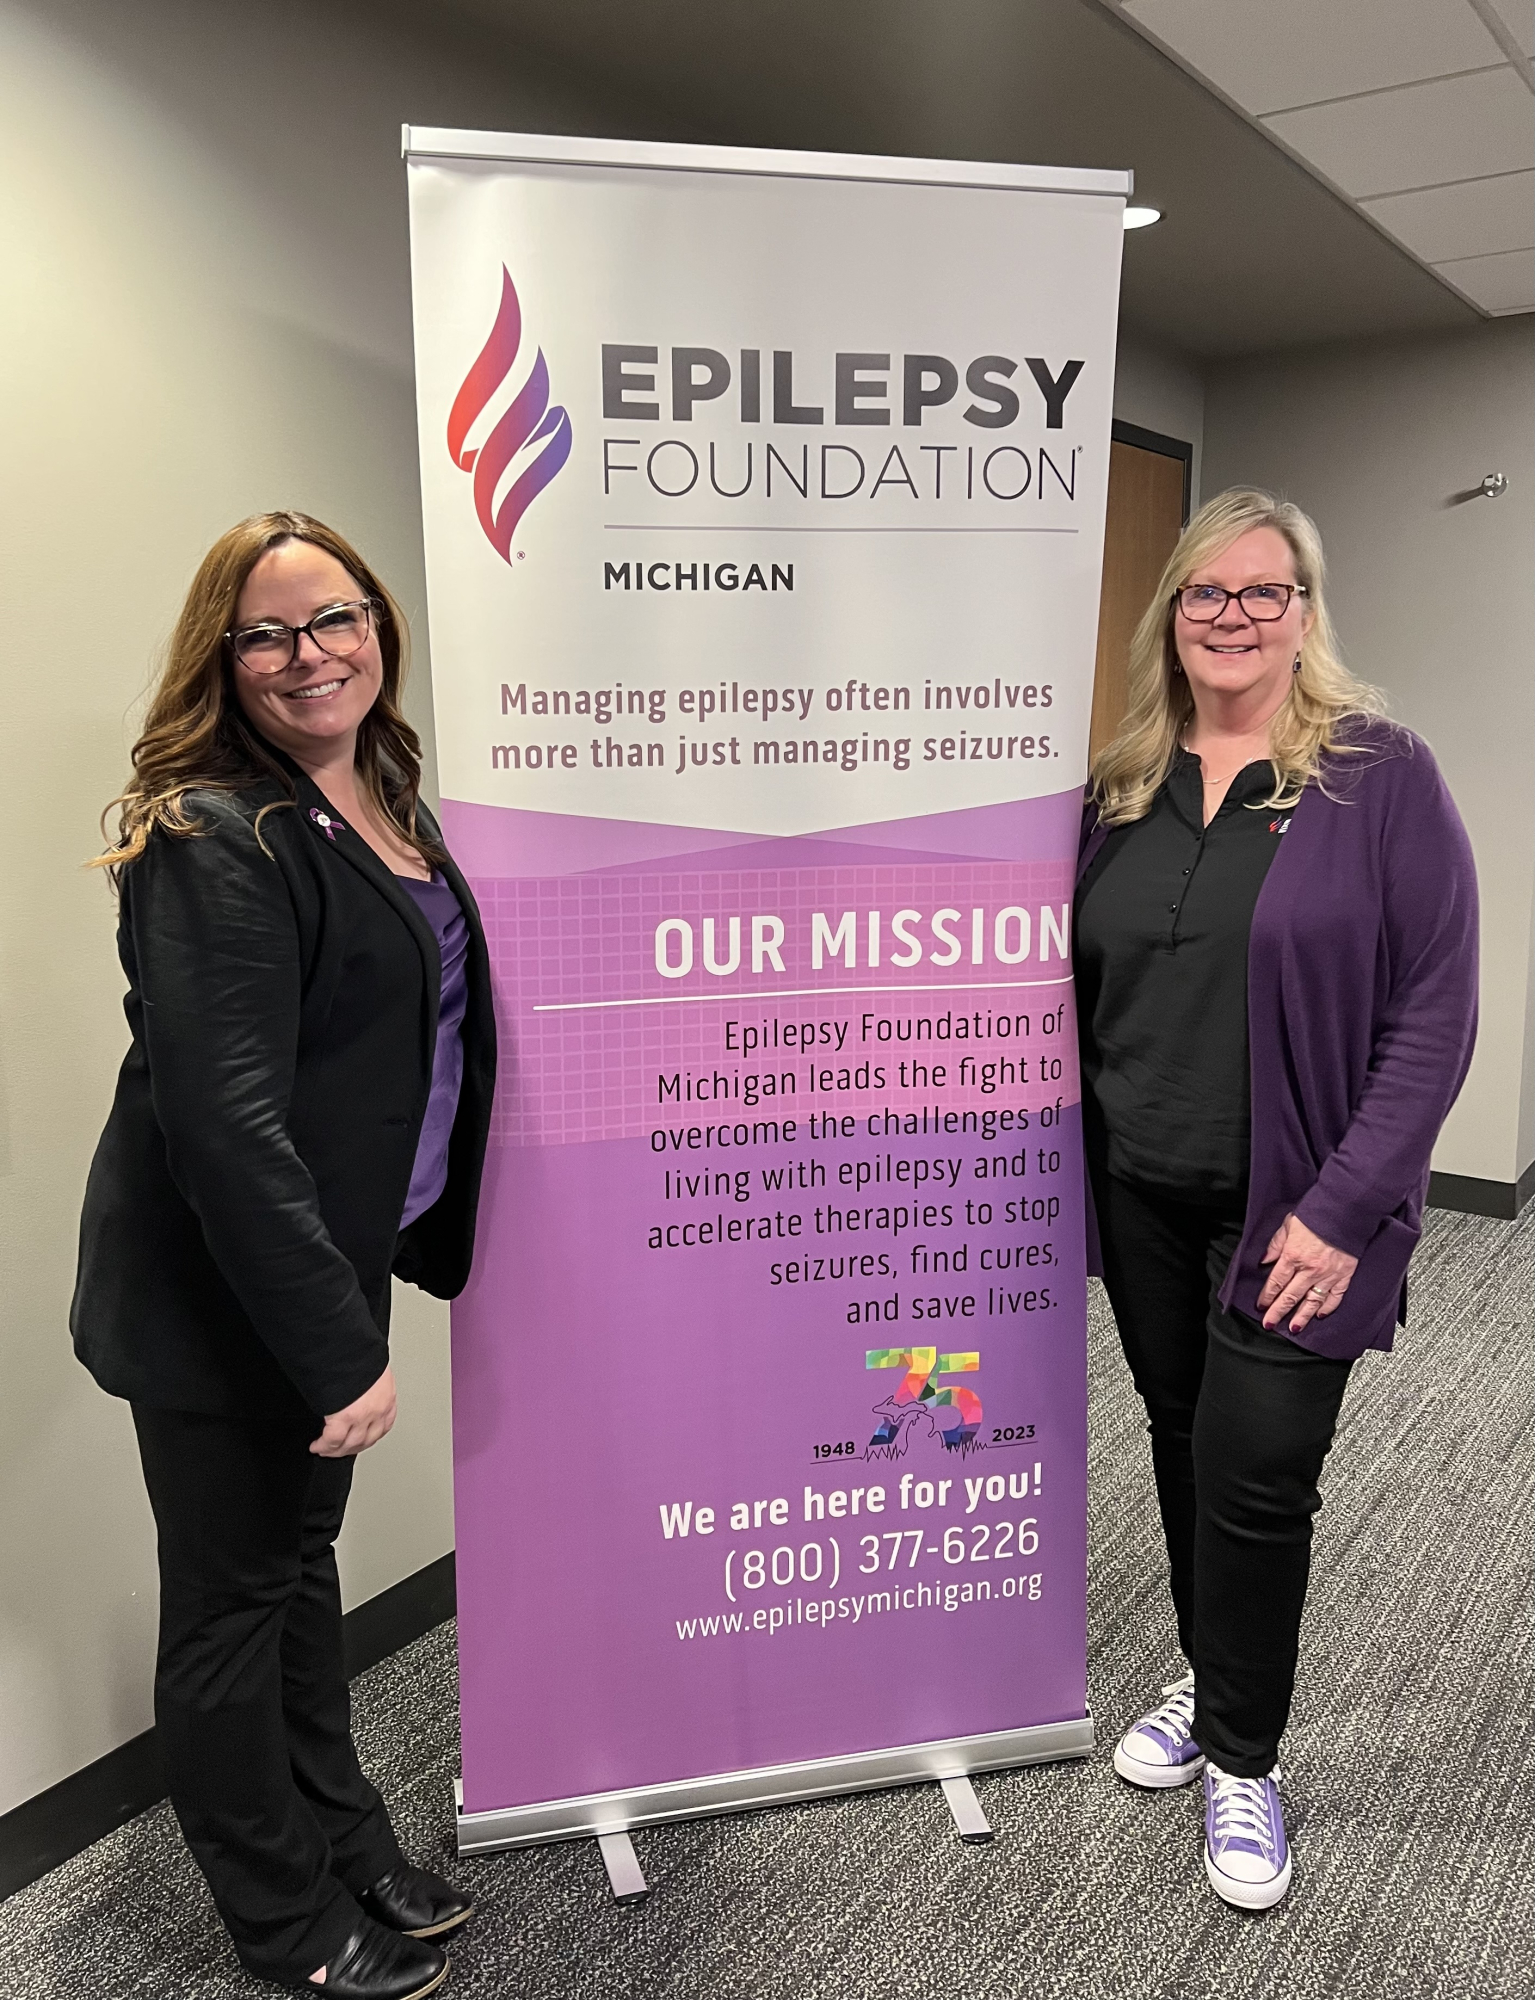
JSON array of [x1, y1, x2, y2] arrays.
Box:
[[1427, 1166, 1534, 1221], [0, 1552, 456, 1904]]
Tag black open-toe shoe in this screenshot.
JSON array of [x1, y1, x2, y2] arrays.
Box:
[[358, 1863, 475, 1940], [294, 1917, 448, 1999]]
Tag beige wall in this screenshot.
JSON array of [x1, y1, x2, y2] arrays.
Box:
[[0, 0, 671, 1817], [1112, 326, 1205, 507], [1204, 320, 1535, 1186]]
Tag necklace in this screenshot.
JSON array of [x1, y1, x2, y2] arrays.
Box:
[[1183, 740, 1265, 789]]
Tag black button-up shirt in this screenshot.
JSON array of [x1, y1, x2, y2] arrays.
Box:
[[1075, 753, 1291, 1200]]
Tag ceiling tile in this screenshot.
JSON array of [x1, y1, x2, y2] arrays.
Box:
[[430, 0, 1486, 354], [1433, 245, 1535, 309], [1362, 169, 1535, 260], [1122, 0, 1504, 115], [1264, 65, 1534, 197], [1483, 0, 1535, 58]]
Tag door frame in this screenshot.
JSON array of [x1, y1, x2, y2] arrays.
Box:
[[1109, 419, 1194, 524]]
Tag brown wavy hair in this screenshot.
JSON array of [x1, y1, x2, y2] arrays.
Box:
[[95, 511, 441, 878]]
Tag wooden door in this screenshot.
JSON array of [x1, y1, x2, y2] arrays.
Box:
[[1090, 438, 1188, 765]]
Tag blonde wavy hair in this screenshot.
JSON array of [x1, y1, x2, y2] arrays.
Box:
[[95, 511, 441, 879], [1091, 487, 1385, 825]]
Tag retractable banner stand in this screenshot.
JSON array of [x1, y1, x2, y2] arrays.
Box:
[[403, 128, 1127, 1859]]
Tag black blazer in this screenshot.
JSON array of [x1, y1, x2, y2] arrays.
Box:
[[71, 762, 496, 1421]]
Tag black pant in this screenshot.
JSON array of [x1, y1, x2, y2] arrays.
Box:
[[1090, 1165, 1354, 1777], [132, 1408, 403, 1982]]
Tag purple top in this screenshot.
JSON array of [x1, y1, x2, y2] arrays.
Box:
[[1078, 719, 1479, 1361], [398, 874, 470, 1228]]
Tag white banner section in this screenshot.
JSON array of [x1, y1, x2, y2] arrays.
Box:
[[406, 130, 1128, 837]]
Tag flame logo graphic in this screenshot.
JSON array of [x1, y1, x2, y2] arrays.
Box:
[[446, 267, 572, 562]]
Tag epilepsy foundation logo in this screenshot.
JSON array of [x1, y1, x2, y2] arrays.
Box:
[[446, 266, 572, 563]]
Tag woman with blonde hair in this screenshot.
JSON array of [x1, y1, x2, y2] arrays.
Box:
[[1076, 489, 1477, 1908], [72, 513, 494, 1997]]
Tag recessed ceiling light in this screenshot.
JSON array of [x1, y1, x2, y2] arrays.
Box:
[[1124, 206, 1162, 230]]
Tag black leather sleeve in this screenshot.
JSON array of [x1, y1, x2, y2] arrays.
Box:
[[127, 802, 390, 1414]]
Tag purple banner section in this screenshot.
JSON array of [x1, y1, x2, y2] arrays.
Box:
[[441, 789, 1084, 879], [447, 791, 1089, 1816]]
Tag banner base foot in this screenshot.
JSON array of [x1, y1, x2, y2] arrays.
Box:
[[456, 1714, 1092, 1857], [596, 1830, 650, 1904], [939, 1774, 993, 1843]]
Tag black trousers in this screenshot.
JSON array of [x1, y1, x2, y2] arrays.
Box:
[[1090, 1164, 1354, 1777], [132, 1407, 403, 1982]]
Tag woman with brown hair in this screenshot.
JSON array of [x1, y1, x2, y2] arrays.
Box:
[[1077, 489, 1477, 1910], [72, 513, 495, 1997]]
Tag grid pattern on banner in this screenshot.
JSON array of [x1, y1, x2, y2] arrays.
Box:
[[471, 857, 1077, 1148]]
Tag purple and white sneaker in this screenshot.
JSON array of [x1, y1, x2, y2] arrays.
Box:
[[1203, 1762, 1292, 1910], [1112, 1673, 1205, 1789]]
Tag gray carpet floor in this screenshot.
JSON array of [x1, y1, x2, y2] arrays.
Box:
[[4, 1205, 1531, 1999]]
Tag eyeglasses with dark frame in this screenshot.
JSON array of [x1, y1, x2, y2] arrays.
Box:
[[225, 598, 381, 674], [1174, 583, 1309, 623]]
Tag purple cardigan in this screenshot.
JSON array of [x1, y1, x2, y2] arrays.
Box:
[[1078, 720, 1478, 1361]]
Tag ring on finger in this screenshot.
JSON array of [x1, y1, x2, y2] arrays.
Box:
[[1307, 1286, 1328, 1300]]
